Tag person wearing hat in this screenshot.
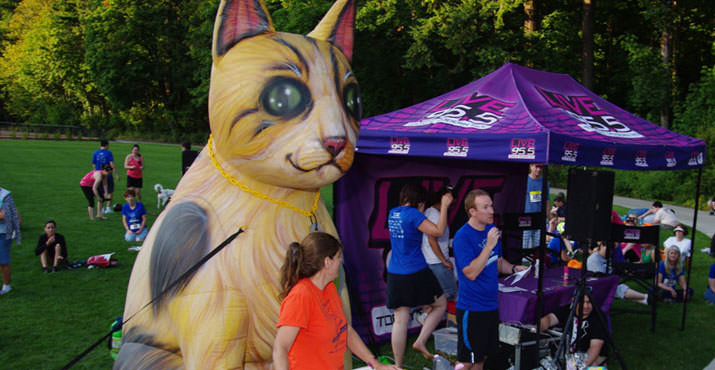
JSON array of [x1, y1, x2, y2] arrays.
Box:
[[663, 225, 691, 264]]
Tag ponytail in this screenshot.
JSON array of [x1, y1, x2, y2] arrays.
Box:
[[280, 242, 304, 300], [278, 232, 343, 300]]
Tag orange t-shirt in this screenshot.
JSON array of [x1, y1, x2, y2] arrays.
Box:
[[277, 278, 347, 370]]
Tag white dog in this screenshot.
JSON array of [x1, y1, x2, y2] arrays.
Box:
[[153, 183, 174, 209]]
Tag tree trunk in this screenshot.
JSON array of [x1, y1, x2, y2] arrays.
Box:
[[581, 0, 594, 90], [660, 0, 673, 129], [524, 0, 535, 34]]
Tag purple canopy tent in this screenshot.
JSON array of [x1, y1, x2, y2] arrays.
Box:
[[335, 63, 706, 341]]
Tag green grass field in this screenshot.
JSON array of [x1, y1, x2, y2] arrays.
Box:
[[0, 140, 712, 369]]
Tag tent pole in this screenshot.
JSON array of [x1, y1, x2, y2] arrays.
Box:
[[680, 167, 702, 330], [535, 165, 548, 353]]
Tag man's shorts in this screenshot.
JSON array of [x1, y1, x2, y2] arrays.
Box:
[[456, 308, 499, 364], [522, 229, 541, 248]]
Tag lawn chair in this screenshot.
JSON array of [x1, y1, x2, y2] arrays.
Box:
[[608, 224, 660, 332]]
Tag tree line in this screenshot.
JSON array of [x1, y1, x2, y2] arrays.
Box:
[[0, 0, 713, 203]]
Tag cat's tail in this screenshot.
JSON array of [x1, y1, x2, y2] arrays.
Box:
[[114, 327, 184, 370]]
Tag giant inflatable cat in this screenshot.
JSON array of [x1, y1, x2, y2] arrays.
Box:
[[115, 0, 360, 368]]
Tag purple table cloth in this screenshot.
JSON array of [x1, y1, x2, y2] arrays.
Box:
[[498, 267, 619, 325]]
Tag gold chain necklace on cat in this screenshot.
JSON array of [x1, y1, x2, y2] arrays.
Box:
[[207, 134, 322, 231]]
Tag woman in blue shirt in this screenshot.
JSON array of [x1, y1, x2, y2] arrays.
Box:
[[121, 189, 147, 242], [386, 183, 452, 367], [657, 245, 691, 301]]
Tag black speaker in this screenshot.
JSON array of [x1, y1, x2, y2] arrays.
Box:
[[565, 169, 614, 241]]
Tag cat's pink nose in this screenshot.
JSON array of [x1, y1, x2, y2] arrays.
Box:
[[323, 136, 346, 157]]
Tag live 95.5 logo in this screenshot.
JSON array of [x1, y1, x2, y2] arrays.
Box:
[[600, 148, 616, 166], [444, 138, 469, 157], [688, 152, 703, 166], [405, 93, 515, 130], [537, 87, 643, 139], [665, 152, 677, 168], [635, 151, 648, 167], [561, 142, 579, 162], [508, 138, 536, 159], [388, 137, 410, 154]]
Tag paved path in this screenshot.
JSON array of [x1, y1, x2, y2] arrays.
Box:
[[552, 188, 715, 238]]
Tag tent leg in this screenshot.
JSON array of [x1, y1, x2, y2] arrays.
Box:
[[680, 167, 702, 330]]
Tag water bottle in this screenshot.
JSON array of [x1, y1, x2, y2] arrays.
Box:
[[563, 266, 569, 283], [433, 354, 452, 370], [109, 317, 122, 359]]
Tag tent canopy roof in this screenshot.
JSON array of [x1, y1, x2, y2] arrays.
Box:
[[358, 63, 705, 170]]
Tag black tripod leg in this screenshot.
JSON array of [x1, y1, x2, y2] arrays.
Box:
[[553, 290, 583, 369]]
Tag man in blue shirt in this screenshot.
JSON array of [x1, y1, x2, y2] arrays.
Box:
[[92, 140, 117, 214], [523, 163, 550, 248], [453, 189, 527, 369]]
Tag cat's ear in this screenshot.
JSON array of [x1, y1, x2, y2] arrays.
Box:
[[307, 0, 356, 62], [212, 0, 275, 60]]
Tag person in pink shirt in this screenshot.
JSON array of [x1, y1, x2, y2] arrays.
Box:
[[79, 164, 111, 220], [124, 144, 144, 201]]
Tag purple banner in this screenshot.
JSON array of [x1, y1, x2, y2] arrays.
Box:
[[336, 154, 528, 342]]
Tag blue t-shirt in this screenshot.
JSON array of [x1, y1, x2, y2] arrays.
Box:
[[709, 263, 715, 279], [658, 261, 684, 288], [546, 237, 576, 265], [524, 176, 549, 213], [122, 202, 146, 231], [453, 223, 502, 312], [92, 149, 114, 170], [387, 206, 427, 274]]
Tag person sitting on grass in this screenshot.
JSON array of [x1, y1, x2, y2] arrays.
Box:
[[638, 201, 679, 229], [620, 214, 643, 263], [121, 189, 147, 242], [657, 245, 693, 302], [34, 220, 67, 273], [538, 294, 608, 368], [587, 241, 649, 305], [663, 225, 691, 264], [546, 223, 575, 266], [705, 263, 715, 305], [639, 243, 657, 264]]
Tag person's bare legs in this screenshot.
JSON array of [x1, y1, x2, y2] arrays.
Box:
[[88, 206, 94, 220], [53, 245, 63, 267], [391, 306, 410, 367], [0, 264, 10, 285], [413, 294, 447, 359], [95, 199, 106, 219], [624, 288, 648, 304], [40, 250, 49, 268]]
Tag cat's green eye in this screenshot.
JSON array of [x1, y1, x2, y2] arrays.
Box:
[[260, 77, 310, 118], [343, 83, 362, 121]]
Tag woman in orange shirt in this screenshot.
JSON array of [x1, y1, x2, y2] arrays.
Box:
[[273, 232, 399, 370]]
